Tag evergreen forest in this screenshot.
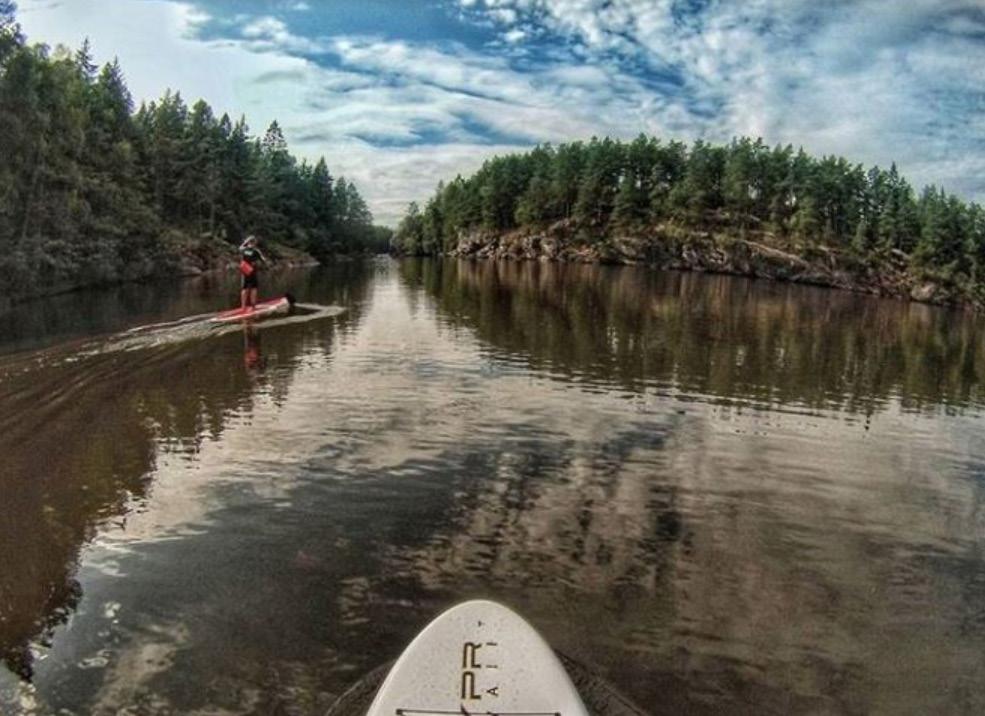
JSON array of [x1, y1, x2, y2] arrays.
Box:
[[0, 3, 382, 303], [394, 133, 985, 300]]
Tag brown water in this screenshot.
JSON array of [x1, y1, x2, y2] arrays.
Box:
[[2, 258, 985, 715]]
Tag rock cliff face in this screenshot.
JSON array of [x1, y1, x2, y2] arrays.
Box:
[[448, 222, 973, 309]]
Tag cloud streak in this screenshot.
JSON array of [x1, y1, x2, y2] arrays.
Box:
[[456, 0, 985, 201]]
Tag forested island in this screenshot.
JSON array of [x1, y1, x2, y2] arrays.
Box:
[[394, 135, 985, 308], [0, 4, 388, 308]]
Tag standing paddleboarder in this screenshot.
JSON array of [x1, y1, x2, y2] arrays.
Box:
[[239, 235, 268, 310]]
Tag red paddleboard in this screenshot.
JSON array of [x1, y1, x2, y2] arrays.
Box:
[[212, 296, 292, 323]]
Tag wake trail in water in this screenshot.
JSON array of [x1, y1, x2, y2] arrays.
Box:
[[78, 303, 346, 357], [0, 304, 346, 377], [0, 303, 346, 436]]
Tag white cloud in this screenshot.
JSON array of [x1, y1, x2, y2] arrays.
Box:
[[457, 0, 985, 202], [237, 13, 329, 54], [241, 15, 286, 38], [321, 140, 530, 223], [503, 28, 526, 43], [489, 7, 517, 24]]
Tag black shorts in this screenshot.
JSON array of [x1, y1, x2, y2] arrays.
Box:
[[242, 272, 259, 289]]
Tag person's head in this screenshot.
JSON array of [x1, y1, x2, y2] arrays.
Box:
[[245, 234, 258, 247]]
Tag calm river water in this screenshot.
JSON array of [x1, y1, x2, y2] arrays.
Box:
[[2, 258, 985, 715]]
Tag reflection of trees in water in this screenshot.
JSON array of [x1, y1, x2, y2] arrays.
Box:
[[391, 258, 985, 711], [401, 258, 985, 414], [0, 265, 370, 680]]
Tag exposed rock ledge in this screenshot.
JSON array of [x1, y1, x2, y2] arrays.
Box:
[[447, 222, 976, 309]]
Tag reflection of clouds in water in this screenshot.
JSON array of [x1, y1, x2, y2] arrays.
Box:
[[85, 622, 191, 714], [0, 676, 42, 716], [6, 262, 985, 714]]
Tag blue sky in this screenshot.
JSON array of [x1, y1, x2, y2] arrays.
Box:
[[17, 0, 985, 225]]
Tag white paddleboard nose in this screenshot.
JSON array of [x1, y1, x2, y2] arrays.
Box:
[[367, 600, 589, 716]]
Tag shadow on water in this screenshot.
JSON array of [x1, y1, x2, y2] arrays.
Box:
[[0, 262, 372, 686]]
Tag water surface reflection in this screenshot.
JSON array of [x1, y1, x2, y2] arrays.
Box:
[[402, 258, 985, 414], [2, 259, 985, 714]]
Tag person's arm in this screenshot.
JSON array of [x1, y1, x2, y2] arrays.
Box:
[[257, 248, 269, 264]]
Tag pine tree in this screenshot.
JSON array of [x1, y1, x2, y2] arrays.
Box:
[[766, 144, 795, 233], [914, 186, 947, 268], [145, 90, 189, 220], [649, 140, 686, 220], [422, 191, 443, 255], [395, 201, 424, 254], [480, 160, 513, 230], [723, 137, 756, 223], [610, 169, 648, 230], [792, 195, 820, 243], [332, 176, 350, 240], [244, 121, 292, 243], [669, 140, 725, 221], [573, 137, 622, 228], [216, 116, 254, 241], [305, 157, 334, 257], [74, 38, 97, 82], [624, 134, 659, 199], [346, 182, 372, 226], [515, 174, 552, 226], [550, 141, 586, 220], [0, 0, 22, 64], [186, 99, 220, 234], [439, 177, 467, 251], [93, 60, 133, 141]]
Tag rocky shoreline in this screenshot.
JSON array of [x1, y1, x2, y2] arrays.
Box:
[[165, 232, 319, 278], [0, 235, 320, 314], [447, 222, 976, 310]]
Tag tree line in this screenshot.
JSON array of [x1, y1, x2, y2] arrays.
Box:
[[0, 3, 381, 302], [395, 132, 985, 288]]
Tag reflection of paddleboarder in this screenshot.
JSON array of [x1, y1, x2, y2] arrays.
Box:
[[243, 324, 264, 370], [239, 235, 268, 310]]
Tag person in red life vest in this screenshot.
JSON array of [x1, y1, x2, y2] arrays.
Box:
[[239, 235, 268, 309]]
